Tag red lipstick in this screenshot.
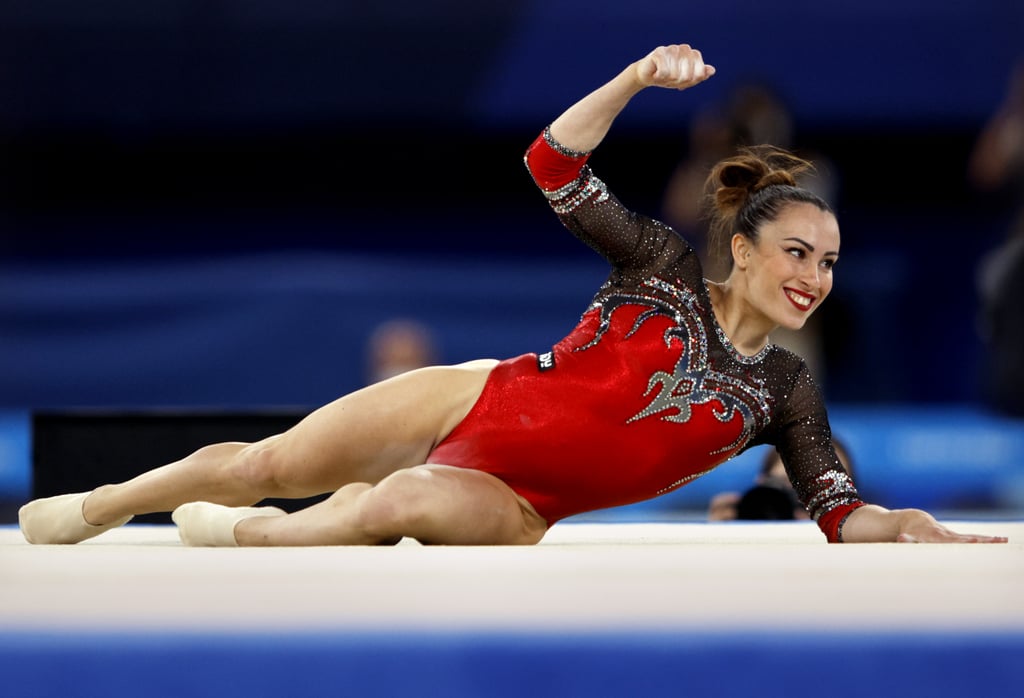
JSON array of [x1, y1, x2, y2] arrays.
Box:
[[784, 287, 815, 312]]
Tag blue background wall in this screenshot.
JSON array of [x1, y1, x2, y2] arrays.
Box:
[[2, 1, 1023, 508]]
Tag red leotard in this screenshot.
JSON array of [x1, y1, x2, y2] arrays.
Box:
[[427, 129, 863, 541]]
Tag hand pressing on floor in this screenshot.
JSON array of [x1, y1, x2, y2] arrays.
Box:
[[840, 505, 1008, 543]]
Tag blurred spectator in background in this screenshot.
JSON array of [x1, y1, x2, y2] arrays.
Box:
[[661, 82, 840, 385], [969, 60, 1024, 417], [365, 318, 439, 385], [708, 437, 855, 522]]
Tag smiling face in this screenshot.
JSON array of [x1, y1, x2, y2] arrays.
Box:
[[732, 202, 840, 331]]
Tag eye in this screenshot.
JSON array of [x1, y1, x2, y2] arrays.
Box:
[[821, 258, 836, 270], [786, 247, 805, 259]]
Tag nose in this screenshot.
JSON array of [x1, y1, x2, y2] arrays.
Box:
[[799, 263, 820, 292]]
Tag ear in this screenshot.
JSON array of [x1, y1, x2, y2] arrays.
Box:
[[731, 233, 752, 271]]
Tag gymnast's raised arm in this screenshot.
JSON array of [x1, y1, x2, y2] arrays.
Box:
[[547, 44, 715, 154]]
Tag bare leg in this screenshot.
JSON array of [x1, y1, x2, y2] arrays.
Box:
[[228, 464, 549, 547], [22, 361, 497, 544], [83, 442, 252, 525]]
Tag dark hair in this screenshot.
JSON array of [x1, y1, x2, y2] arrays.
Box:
[[704, 145, 833, 268]]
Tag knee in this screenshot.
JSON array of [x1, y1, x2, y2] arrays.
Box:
[[353, 469, 435, 538], [226, 438, 289, 493]]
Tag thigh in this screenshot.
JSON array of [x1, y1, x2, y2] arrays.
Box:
[[263, 360, 498, 493]]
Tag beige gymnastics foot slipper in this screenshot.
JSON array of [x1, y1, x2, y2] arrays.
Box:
[[172, 502, 286, 547], [19, 492, 133, 545]]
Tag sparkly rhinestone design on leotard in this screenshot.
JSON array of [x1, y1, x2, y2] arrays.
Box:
[[579, 276, 772, 457]]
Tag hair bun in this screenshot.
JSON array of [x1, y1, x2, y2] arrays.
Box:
[[701, 145, 828, 271], [706, 145, 813, 211], [753, 168, 797, 191]]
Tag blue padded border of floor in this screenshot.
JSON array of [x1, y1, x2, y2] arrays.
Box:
[[1, 630, 1021, 698]]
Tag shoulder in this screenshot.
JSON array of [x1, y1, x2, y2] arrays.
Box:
[[763, 343, 811, 379], [761, 345, 826, 416], [767, 343, 807, 368]]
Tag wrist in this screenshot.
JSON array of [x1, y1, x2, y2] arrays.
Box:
[[839, 504, 899, 543], [896, 508, 935, 532], [630, 60, 654, 90]]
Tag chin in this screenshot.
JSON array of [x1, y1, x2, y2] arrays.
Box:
[[777, 312, 812, 331]]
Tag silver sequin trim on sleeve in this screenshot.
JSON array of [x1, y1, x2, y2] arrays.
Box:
[[804, 469, 861, 522], [542, 126, 591, 159], [536, 126, 606, 215], [836, 508, 858, 543], [543, 169, 610, 214]]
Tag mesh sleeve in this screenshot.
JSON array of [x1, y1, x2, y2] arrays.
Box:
[[524, 127, 694, 276], [773, 362, 865, 542]]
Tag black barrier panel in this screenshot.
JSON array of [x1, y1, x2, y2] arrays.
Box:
[[31, 411, 324, 524]]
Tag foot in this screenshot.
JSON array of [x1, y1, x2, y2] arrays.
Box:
[[172, 502, 286, 547], [19, 492, 133, 544]]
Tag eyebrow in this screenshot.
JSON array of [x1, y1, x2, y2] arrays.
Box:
[[783, 237, 839, 257]]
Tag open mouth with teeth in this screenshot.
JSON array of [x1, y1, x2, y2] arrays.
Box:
[[784, 288, 815, 311]]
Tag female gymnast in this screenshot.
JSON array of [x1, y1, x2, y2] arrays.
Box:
[[19, 43, 1007, 547]]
